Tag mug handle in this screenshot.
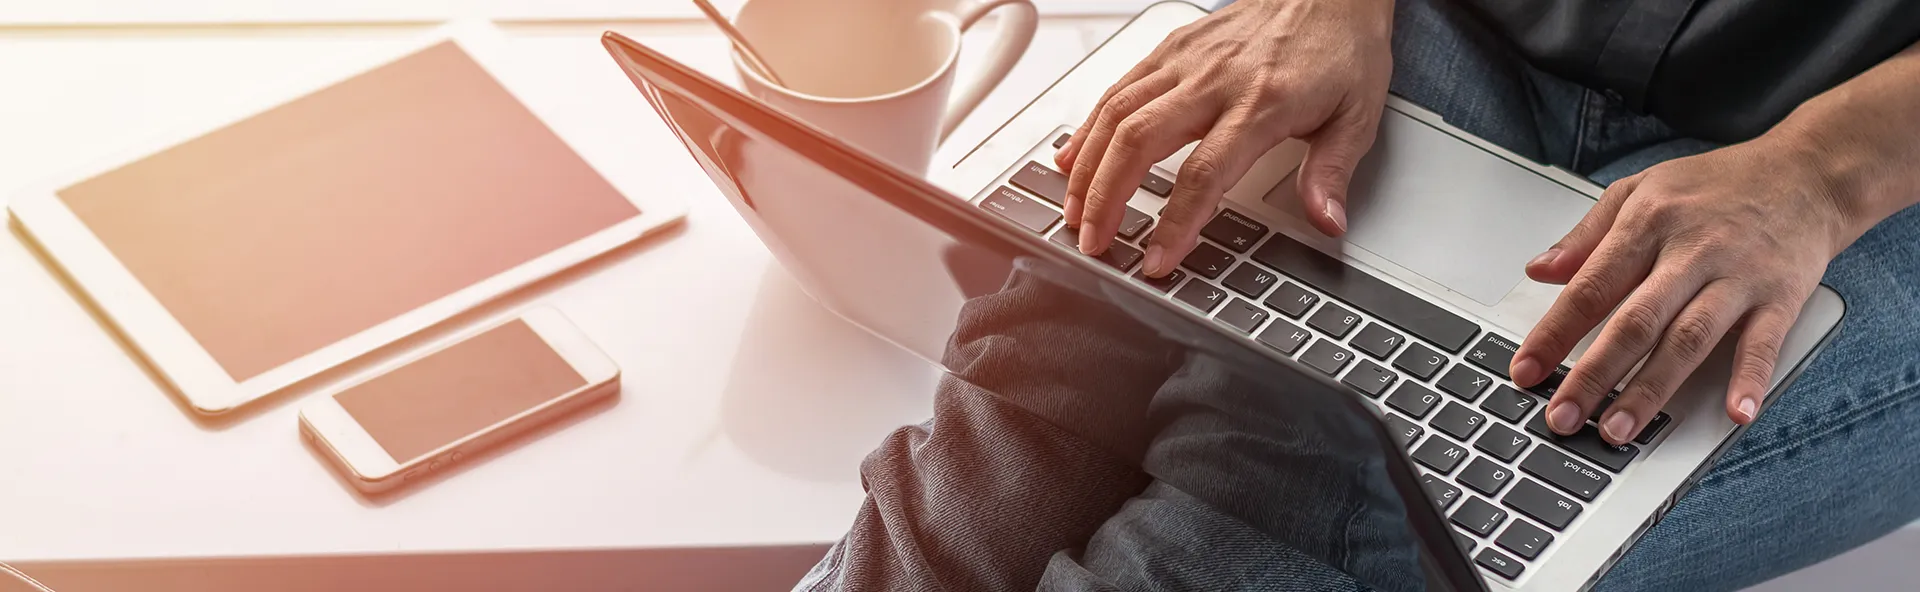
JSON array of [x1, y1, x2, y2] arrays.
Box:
[[939, 0, 1039, 143]]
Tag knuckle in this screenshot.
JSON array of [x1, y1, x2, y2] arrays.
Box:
[[1566, 279, 1618, 323], [1609, 301, 1663, 346], [1564, 369, 1616, 403], [1665, 310, 1719, 360], [1156, 192, 1209, 230], [1112, 117, 1153, 151], [1621, 380, 1671, 410], [1081, 183, 1124, 210], [1179, 149, 1223, 189]]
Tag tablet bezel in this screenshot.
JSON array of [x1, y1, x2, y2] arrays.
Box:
[[6, 22, 683, 415]]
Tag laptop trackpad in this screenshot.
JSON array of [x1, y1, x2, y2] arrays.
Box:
[[1266, 111, 1595, 306]]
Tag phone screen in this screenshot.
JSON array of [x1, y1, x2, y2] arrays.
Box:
[[334, 319, 586, 463]]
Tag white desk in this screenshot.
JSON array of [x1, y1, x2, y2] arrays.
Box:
[[0, 15, 1125, 567]]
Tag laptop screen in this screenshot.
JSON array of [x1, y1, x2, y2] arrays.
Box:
[[607, 34, 1480, 592]]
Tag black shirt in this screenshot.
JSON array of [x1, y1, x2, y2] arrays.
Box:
[[1458, 0, 1920, 143]]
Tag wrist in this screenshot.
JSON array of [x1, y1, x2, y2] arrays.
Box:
[[1757, 121, 1910, 252]]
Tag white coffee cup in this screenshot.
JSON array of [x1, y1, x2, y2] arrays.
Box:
[[732, 0, 1038, 175]]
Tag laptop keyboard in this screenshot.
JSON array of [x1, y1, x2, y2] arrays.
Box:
[[978, 132, 1679, 583]]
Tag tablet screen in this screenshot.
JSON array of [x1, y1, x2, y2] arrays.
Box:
[[56, 41, 639, 382]]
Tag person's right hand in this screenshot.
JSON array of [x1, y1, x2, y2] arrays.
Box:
[[1055, 0, 1394, 277]]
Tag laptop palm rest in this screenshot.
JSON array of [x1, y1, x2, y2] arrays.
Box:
[[1263, 109, 1595, 306]]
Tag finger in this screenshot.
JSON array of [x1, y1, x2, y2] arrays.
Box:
[[1725, 303, 1800, 425], [1600, 281, 1745, 444], [1293, 106, 1381, 238], [1540, 262, 1702, 435], [1510, 188, 1654, 388], [1527, 174, 1642, 285], [1077, 90, 1214, 255], [1142, 107, 1266, 277], [1063, 74, 1177, 228], [1057, 63, 1162, 173]]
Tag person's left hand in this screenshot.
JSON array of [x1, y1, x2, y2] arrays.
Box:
[[1509, 137, 1873, 445]]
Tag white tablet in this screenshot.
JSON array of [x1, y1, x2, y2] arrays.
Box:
[[6, 26, 684, 415]]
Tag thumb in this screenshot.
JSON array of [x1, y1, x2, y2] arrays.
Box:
[[1526, 173, 1640, 284], [1295, 109, 1378, 238]]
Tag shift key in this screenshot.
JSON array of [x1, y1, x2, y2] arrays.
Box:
[[1008, 161, 1068, 206], [980, 186, 1061, 233]]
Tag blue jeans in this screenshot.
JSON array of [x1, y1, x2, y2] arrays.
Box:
[[1386, 0, 1920, 589]]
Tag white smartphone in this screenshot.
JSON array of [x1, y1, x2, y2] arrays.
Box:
[[298, 307, 620, 493]]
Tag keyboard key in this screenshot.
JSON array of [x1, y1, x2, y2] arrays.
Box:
[[1255, 320, 1311, 355], [1437, 365, 1494, 401], [1180, 242, 1235, 279], [1117, 207, 1155, 241], [1262, 282, 1320, 318], [1250, 234, 1480, 352], [1431, 403, 1488, 441], [1341, 359, 1398, 399], [1173, 281, 1229, 313], [1584, 391, 1673, 445], [1412, 437, 1469, 474], [1132, 268, 1186, 293], [1392, 342, 1446, 380], [1306, 302, 1361, 338], [1495, 519, 1555, 560], [1140, 171, 1174, 197], [1525, 410, 1640, 472], [1451, 497, 1510, 537], [1481, 386, 1540, 423], [979, 186, 1060, 233], [1385, 382, 1443, 419], [1524, 364, 1572, 398], [1519, 447, 1610, 502], [1503, 479, 1582, 531], [1636, 412, 1673, 445], [1421, 473, 1463, 510], [1475, 548, 1525, 580], [1464, 333, 1522, 379], [1473, 423, 1531, 463], [1222, 263, 1279, 298], [1384, 414, 1424, 450], [1214, 298, 1269, 335], [1051, 228, 1143, 272], [1052, 133, 1071, 149], [1351, 322, 1406, 360], [1299, 339, 1354, 376], [1200, 209, 1269, 253], [1008, 161, 1067, 206], [1458, 458, 1514, 496]]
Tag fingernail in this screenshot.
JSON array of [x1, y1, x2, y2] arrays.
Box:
[[1737, 397, 1759, 423], [1528, 249, 1561, 268], [1602, 411, 1637, 443], [1078, 224, 1099, 255], [1324, 200, 1348, 233], [1144, 244, 1166, 276], [1547, 402, 1583, 434], [1510, 356, 1541, 386]]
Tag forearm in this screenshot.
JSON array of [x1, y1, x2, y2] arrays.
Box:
[[1763, 41, 1920, 232]]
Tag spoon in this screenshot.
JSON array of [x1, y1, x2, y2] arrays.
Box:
[[690, 0, 789, 88]]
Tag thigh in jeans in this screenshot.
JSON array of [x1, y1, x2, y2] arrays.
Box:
[[1598, 205, 1920, 591]]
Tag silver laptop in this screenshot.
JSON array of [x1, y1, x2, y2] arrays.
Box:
[[604, 2, 1843, 588], [945, 2, 1843, 589]]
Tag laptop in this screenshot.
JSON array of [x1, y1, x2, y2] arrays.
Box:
[[603, 2, 1843, 589]]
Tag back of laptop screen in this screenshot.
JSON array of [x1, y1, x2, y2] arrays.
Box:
[[628, 47, 1471, 592]]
